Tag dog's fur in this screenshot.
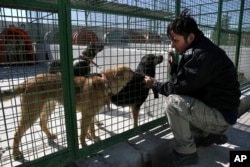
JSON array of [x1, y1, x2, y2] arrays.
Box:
[[111, 54, 163, 127], [49, 42, 104, 126], [0, 66, 138, 160], [49, 42, 104, 76]]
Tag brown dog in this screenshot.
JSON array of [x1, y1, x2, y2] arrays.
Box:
[[0, 66, 138, 160]]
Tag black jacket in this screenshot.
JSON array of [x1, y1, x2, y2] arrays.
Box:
[[153, 33, 241, 125]]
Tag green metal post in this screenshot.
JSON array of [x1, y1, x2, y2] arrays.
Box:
[[58, 0, 79, 162], [175, 0, 181, 17], [235, 0, 245, 70], [173, 0, 181, 66], [216, 0, 223, 45]]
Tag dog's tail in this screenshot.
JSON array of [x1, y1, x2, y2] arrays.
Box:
[[0, 82, 26, 102]]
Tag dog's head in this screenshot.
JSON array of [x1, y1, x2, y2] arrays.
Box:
[[136, 54, 163, 77], [48, 60, 61, 74], [81, 42, 104, 60], [102, 66, 136, 81], [73, 60, 90, 76], [102, 66, 138, 94]]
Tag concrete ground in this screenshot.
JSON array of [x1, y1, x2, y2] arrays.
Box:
[[68, 87, 250, 167], [70, 110, 250, 167]]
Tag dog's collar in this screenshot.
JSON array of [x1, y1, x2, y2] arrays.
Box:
[[101, 73, 112, 92], [81, 53, 101, 69]]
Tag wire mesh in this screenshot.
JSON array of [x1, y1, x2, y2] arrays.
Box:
[[181, 0, 250, 85], [0, 2, 171, 166], [238, 1, 250, 85], [0, 7, 67, 166], [70, 8, 170, 148]]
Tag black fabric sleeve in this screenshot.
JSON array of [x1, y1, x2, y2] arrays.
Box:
[[152, 51, 215, 97]]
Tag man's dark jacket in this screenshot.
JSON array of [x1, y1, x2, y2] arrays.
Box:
[[152, 32, 241, 125]]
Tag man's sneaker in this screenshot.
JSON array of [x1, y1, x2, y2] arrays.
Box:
[[160, 150, 198, 167], [195, 133, 228, 147]]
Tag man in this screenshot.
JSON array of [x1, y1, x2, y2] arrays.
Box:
[[144, 9, 241, 166]]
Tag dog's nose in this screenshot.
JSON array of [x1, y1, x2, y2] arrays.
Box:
[[134, 71, 145, 78], [157, 55, 164, 63], [160, 55, 164, 61]]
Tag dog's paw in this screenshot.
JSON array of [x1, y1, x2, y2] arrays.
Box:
[[93, 136, 101, 142], [49, 134, 58, 140], [47, 134, 58, 145], [13, 151, 24, 161], [95, 121, 104, 127], [81, 142, 88, 148], [85, 134, 101, 142], [86, 133, 92, 140]]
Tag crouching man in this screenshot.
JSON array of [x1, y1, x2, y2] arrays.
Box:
[[144, 9, 241, 166]]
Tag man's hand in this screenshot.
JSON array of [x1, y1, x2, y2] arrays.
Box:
[[144, 76, 157, 88], [168, 51, 176, 68]]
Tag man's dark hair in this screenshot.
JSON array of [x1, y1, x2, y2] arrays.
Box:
[[167, 9, 201, 40]]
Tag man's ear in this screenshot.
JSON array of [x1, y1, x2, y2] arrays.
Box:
[[187, 33, 195, 43]]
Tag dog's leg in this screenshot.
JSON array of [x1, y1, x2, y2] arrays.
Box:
[[79, 113, 90, 147], [130, 105, 140, 128], [40, 100, 58, 140], [89, 116, 101, 142], [86, 116, 100, 140], [13, 99, 42, 160], [94, 116, 103, 126]]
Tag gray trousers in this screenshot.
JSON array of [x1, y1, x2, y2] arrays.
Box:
[[165, 94, 229, 154]]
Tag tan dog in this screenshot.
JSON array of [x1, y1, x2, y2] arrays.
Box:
[[0, 66, 138, 160]]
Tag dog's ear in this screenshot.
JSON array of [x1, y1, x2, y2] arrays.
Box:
[[141, 54, 155, 65], [86, 42, 93, 50]]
